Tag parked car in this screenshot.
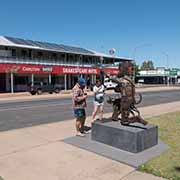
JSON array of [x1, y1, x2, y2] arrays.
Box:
[[28, 82, 64, 95], [137, 79, 144, 84], [104, 78, 118, 90]]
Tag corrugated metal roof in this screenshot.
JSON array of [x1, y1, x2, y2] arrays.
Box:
[[0, 36, 14, 46]]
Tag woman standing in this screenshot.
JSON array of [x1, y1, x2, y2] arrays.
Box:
[[92, 79, 105, 122]]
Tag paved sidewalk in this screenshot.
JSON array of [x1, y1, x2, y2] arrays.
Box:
[[0, 101, 179, 180]]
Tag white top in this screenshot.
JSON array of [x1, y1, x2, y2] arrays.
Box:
[[93, 85, 105, 102]]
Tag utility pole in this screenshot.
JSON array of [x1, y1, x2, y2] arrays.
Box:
[[132, 43, 152, 83], [100, 56, 104, 83], [162, 52, 169, 86]]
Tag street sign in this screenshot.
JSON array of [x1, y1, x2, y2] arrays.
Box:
[[109, 48, 116, 55], [169, 70, 178, 76]]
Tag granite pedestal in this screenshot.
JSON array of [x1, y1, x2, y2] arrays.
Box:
[[91, 119, 158, 153]]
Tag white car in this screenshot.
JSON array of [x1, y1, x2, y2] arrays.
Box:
[[137, 79, 144, 85], [104, 78, 117, 90]]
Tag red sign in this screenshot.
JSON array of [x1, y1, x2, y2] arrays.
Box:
[[104, 67, 119, 75], [0, 64, 100, 75], [60, 66, 100, 74]]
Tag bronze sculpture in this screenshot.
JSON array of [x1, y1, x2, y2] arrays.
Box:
[[107, 61, 148, 126]]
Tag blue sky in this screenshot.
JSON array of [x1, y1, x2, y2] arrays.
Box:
[[0, 0, 179, 67]]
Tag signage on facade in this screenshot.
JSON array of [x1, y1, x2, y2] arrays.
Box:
[[0, 64, 120, 75], [0, 64, 119, 75], [61, 67, 99, 74], [22, 66, 41, 73], [104, 68, 119, 75], [169, 70, 178, 76], [140, 70, 165, 76], [42, 67, 53, 72], [139, 69, 180, 77]]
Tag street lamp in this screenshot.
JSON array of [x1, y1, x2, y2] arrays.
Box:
[[162, 52, 169, 85], [162, 52, 169, 70], [132, 43, 152, 82], [78, 54, 83, 78], [100, 56, 104, 83]]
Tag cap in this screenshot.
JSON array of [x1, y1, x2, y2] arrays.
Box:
[[78, 77, 86, 86]]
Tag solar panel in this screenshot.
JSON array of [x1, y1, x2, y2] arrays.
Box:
[[5, 36, 95, 55], [5, 36, 25, 45], [58, 44, 70, 51], [63, 45, 93, 54], [42, 42, 65, 51], [37, 42, 54, 49], [5, 36, 36, 47], [32, 41, 47, 48], [25, 40, 40, 47], [50, 43, 65, 51], [16, 38, 33, 46]]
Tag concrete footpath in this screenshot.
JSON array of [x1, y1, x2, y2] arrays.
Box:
[[0, 86, 180, 102], [1, 101, 180, 180]]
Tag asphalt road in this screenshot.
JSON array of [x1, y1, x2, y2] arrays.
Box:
[[0, 90, 180, 132]]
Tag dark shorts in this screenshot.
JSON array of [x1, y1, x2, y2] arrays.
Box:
[[74, 109, 86, 119]]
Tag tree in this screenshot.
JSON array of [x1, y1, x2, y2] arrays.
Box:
[[141, 60, 155, 70], [135, 64, 140, 76], [134, 63, 140, 83]]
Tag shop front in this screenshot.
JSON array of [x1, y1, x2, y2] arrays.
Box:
[[0, 63, 104, 93], [137, 68, 179, 85], [0, 73, 6, 92]]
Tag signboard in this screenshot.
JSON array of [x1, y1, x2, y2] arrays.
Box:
[[104, 68, 119, 75], [140, 70, 165, 76], [0, 63, 120, 75], [169, 70, 178, 76], [0, 64, 119, 75], [0, 64, 101, 75], [60, 66, 100, 74], [139, 69, 180, 77], [109, 48, 116, 55]]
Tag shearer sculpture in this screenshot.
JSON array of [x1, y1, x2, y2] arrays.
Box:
[[107, 61, 148, 126]]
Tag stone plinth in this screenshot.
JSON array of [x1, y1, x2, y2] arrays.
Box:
[[91, 119, 158, 153]]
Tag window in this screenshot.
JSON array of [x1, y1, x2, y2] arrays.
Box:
[[28, 50, 32, 59], [61, 54, 65, 59], [37, 52, 43, 58], [21, 50, 27, 59], [12, 49, 16, 57], [14, 76, 29, 85], [52, 53, 57, 60]]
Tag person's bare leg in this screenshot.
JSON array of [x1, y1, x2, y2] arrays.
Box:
[[76, 119, 84, 136], [81, 116, 91, 133], [76, 119, 81, 132], [92, 105, 97, 120], [80, 117, 86, 132], [92, 105, 99, 122], [99, 105, 104, 120]]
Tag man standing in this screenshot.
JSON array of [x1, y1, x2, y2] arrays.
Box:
[[72, 78, 88, 137]]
